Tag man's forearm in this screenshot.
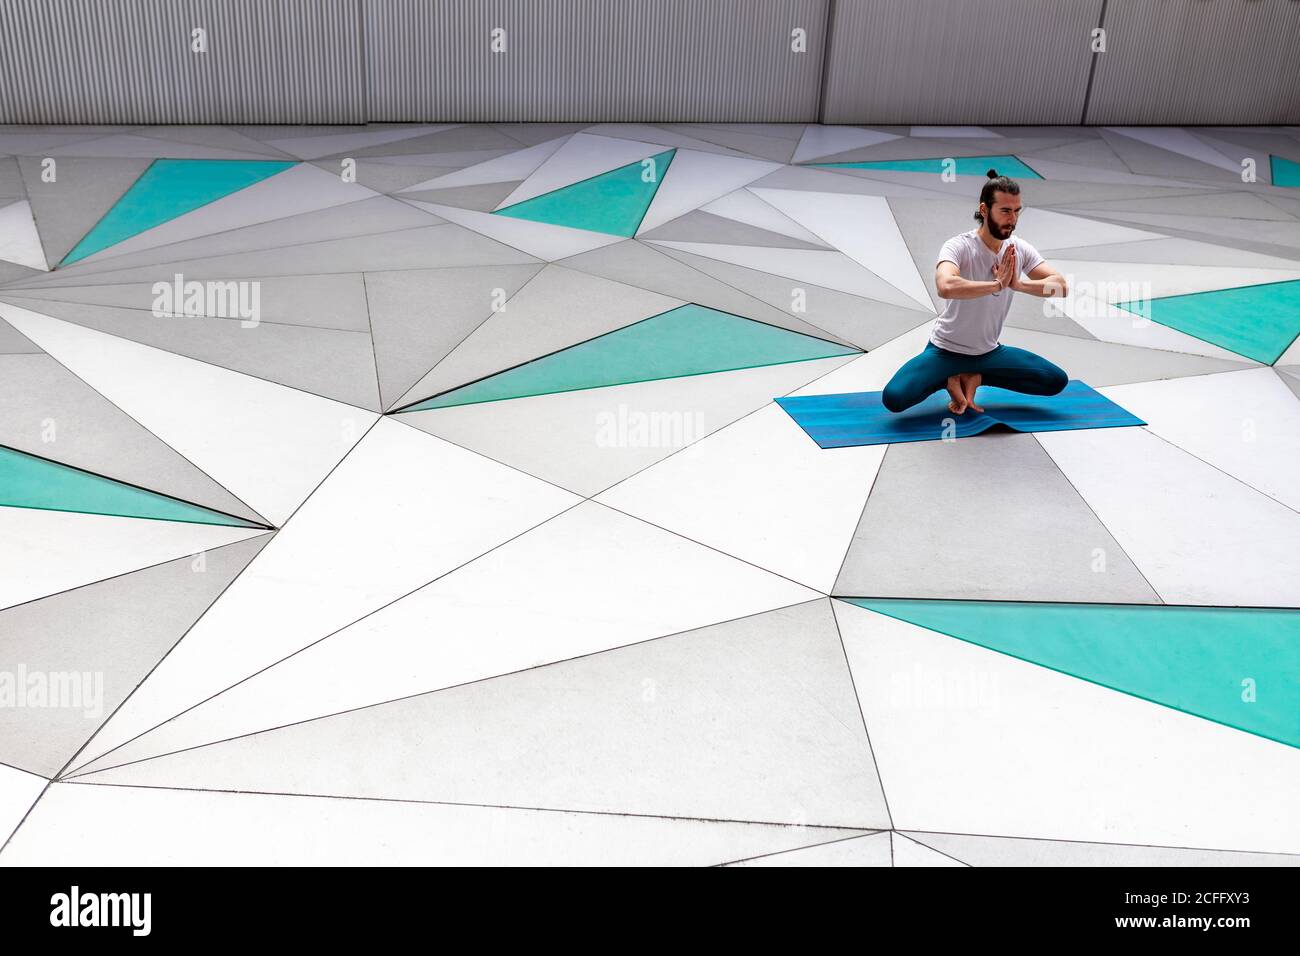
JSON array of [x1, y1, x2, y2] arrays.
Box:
[[939, 277, 1003, 299], [1013, 276, 1069, 298]]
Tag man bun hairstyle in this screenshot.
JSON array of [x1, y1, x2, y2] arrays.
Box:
[[975, 168, 1021, 225]]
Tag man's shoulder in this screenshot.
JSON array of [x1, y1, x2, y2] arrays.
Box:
[[937, 230, 977, 263]]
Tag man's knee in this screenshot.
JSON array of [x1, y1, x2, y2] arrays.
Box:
[[1043, 365, 1069, 394], [880, 384, 909, 413]]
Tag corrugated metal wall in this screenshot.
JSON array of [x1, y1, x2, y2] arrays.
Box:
[[0, 0, 1296, 124], [821, 0, 1102, 124], [0, 0, 364, 124], [1087, 0, 1300, 124], [363, 0, 827, 122]]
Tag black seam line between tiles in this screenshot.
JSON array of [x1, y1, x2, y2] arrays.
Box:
[[0, 756, 45, 779], [60, 593, 832, 781], [0, 290, 379, 336], [0, 295, 386, 414], [588, 348, 871, 503], [380, 351, 853, 505], [0, 780, 51, 857], [1030, 428, 1165, 600], [567, 235, 879, 338], [828, 441, 888, 596], [55, 416, 384, 779], [0, 441, 274, 530], [0, 319, 272, 525], [78, 130, 294, 162], [1079, 0, 1108, 126], [123, 128, 302, 162], [483, 146, 679, 219], [626, 237, 897, 346], [358, 272, 384, 407], [380, 261, 551, 412], [898, 828, 1300, 858], [1047, 214, 1300, 265], [1133, 424, 1300, 520], [393, 353, 859, 418], [58, 493, 588, 777], [0, 212, 474, 293], [831, 595, 1299, 612], [387, 297, 861, 414], [630, 151, 678, 238], [893, 832, 972, 866], [713, 831, 887, 868], [50, 779, 884, 834], [889, 830, 895, 866], [778, 162, 976, 202], [0, 532, 270, 617], [828, 598, 894, 831], [1053, 201, 1300, 225], [46, 158, 161, 271]]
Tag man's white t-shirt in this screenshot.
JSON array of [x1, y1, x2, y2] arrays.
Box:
[[930, 229, 1044, 355]]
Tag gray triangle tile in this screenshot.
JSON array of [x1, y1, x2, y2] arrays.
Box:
[[638, 209, 830, 249], [833, 432, 1161, 602], [0, 352, 268, 524], [0, 296, 382, 411], [76, 598, 890, 829], [365, 263, 544, 409], [0, 534, 271, 778]]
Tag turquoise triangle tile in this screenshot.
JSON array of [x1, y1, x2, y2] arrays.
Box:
[[0, 444, 266, 528], [843, 598, 1300, 749], [492, 148, 676, 236], [810, 154, 1042, 179], [1271, 154, 1300, 188], [1114, 278, 1300, 364], [61, 158, 296, 265], [397, 303, 861, 411]]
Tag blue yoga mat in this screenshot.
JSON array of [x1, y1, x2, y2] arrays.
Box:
[[775, 379, 1146, 448]]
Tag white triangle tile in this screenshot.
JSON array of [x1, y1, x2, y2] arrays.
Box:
[[1098, 368, 1300, 511], [0, 783, 868, 866], [68, 501, 820, 774], [748, 188, 934, 309], [0, 506, 269, 612], [0, 303, 379, 526], [1034, 425, 1300, 606], [636, 150, 780, 233], [75, 163, 379, 265], [0, 201, 48, 271], [402, 199, 623, 259], [0, 762, 45, 844], [1102, 127, 1245, 174], [597, 403, 883, 593], [400, 135, 567, 191], [497, 131, 672, 208], [723, 831, 892, 866], [645, 240, 932, 311], [701, 188, 828, 244], [835, 600, 1300, 853], [64, 417, 581, 773], [1018, 206, 1165, 251], [791, 126, 901, 163]]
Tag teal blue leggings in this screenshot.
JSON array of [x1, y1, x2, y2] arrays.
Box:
[[882, 340, 1068, 413]]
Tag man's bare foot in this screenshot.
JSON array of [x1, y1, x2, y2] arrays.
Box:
[[961, 372, 985, 413], [946, 374, 968, 415]]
